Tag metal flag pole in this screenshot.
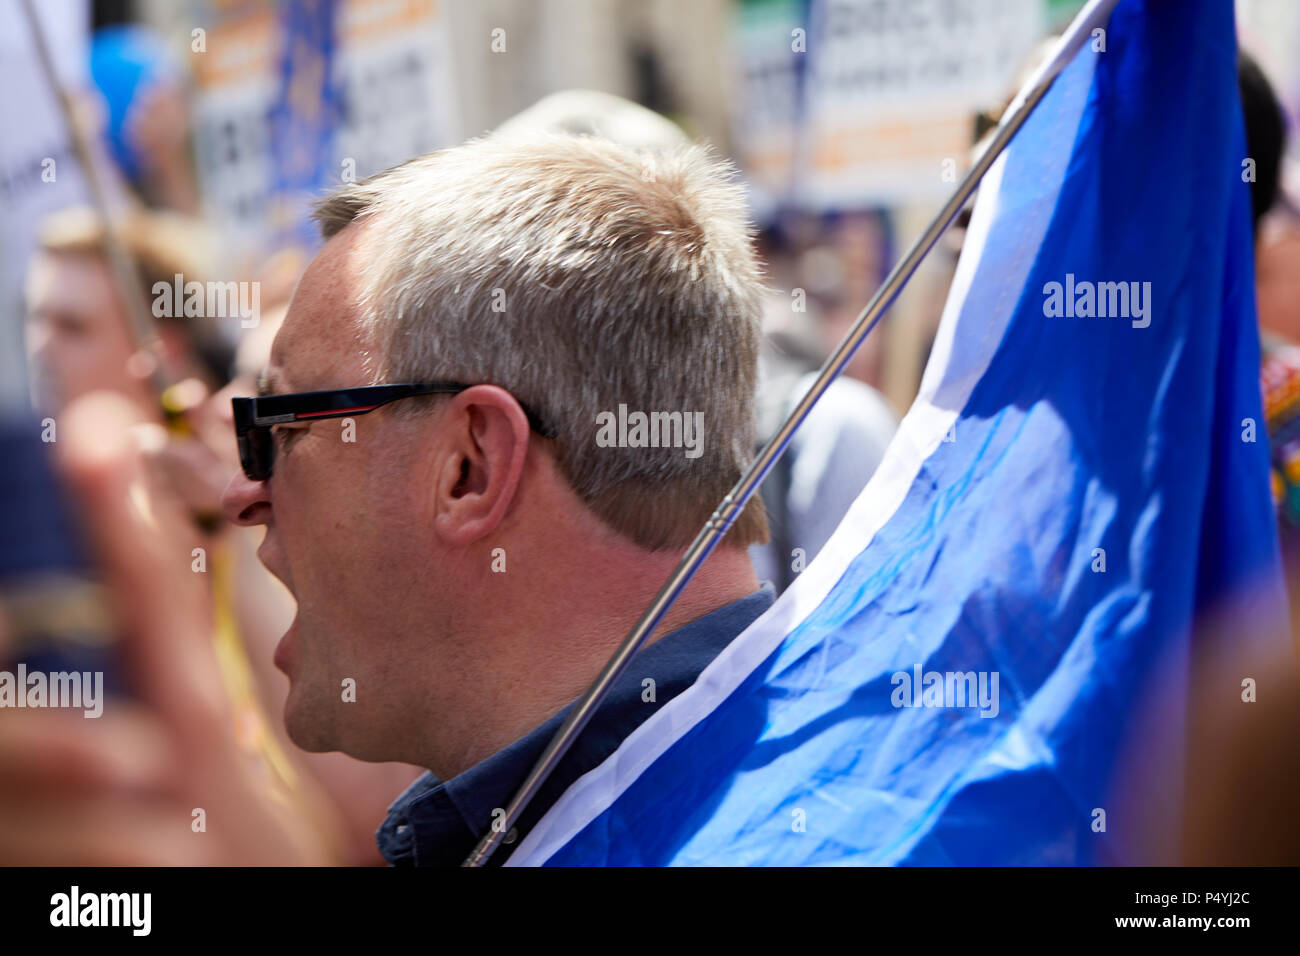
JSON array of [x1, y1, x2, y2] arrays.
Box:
[[465, 0, 1121, 867]]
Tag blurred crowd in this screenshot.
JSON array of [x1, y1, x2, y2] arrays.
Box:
[[1, 2, 1299, 866], [2, 4, 913, 865]]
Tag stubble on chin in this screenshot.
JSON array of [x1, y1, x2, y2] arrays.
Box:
[[282, 685, 337, 754]]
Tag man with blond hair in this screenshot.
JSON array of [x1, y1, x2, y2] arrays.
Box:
[[220, 133, 773, 864]]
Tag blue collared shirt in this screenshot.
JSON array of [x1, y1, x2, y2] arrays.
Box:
[[376, 585, 775, 866]]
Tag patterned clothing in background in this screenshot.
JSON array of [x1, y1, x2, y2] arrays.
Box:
[[1261, 335, 1300, 531]]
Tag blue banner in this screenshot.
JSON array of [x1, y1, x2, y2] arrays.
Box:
[[508, 0, 1290, 866]]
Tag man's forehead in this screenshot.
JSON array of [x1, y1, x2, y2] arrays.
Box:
[[268, 224, 373, 391]]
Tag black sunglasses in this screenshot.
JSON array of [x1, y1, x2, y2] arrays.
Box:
[[231, 383, 554, 481]]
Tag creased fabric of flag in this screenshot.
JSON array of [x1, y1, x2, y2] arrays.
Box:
[[507, 0, 1290, 866]]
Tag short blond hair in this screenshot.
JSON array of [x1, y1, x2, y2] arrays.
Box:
[[314, 134, 768, 551]]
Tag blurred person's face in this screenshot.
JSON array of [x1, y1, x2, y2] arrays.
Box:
[[822, 301, 884, 386], [220, 225, 461, 761], [25, 251, 144, 412], [1257, 222, 1300, 343]]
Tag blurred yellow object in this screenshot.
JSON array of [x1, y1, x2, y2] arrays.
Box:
[[210, 542, 299, 799]]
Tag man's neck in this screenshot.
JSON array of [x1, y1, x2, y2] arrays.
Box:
[[420, 543, 760, 779]]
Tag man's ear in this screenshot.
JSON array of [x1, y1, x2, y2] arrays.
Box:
[[431, 385, 532, 546]]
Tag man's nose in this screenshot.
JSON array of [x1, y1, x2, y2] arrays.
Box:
[[221, 470, 271, 526]]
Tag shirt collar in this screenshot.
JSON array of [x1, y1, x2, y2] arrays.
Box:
[[377, 584, 775, 866]]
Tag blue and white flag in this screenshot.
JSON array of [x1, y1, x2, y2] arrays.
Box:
[[508, 0, 1290, 866]]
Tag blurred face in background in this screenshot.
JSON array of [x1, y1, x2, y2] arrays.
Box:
[[25, 249, 146, 413], [1257, 220, 1300, 344]]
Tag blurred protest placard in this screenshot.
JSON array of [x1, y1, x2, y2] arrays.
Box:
[[334, 0, 460, 192], [733, 0, 1047, 212], [190, 3, 280, 247], [731, 0, 804, 220], [190, 0, 458, 254], [802, 0, 1044, 207]]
